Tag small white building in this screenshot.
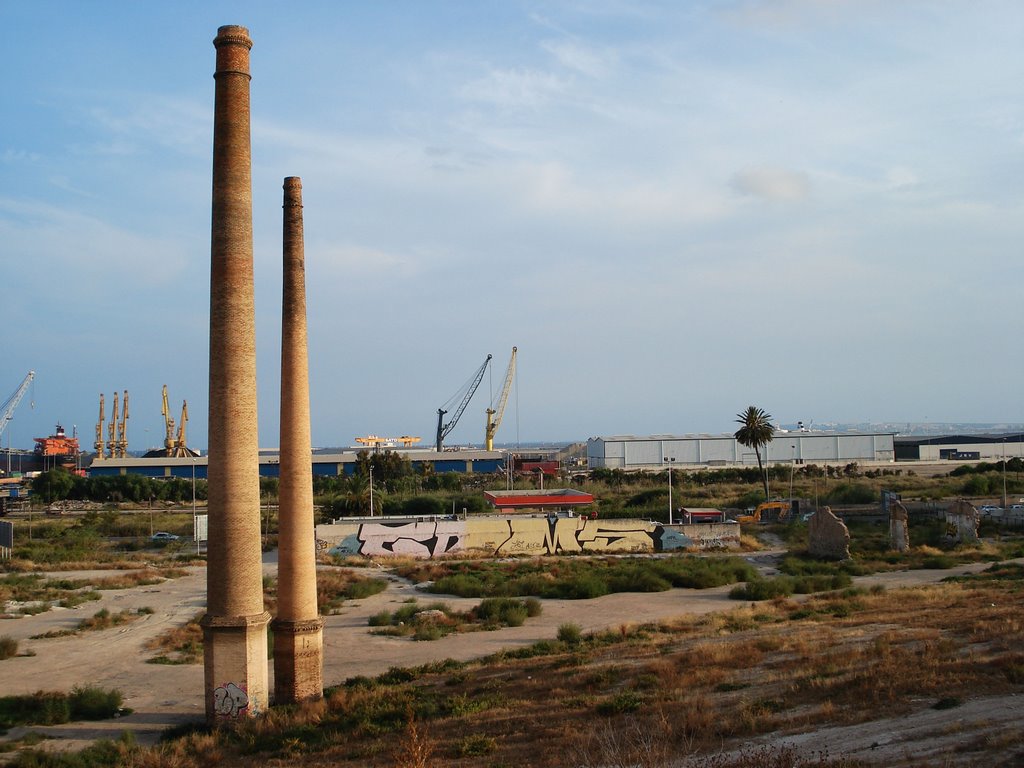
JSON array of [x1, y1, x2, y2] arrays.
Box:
[[587, 432, 896, 471]]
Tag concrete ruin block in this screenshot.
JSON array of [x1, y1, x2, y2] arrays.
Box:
[[889, 500, 910, 553], [945, 500, 980, 544], [807, 506, 850, 560]]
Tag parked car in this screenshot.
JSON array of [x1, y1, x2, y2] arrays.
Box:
[[979, 505, 1003, 517], [1010, 504, 1024, 514], [151, 531, 180, 541]]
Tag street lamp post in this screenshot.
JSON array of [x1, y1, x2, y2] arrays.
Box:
[[368, 464, 374, 517], [664, 456, 676, 525], [1002, 438, 1008, 509], [789, 445, 796, 500], [191, 456, 199, 555]]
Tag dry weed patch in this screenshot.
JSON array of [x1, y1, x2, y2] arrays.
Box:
[[28, 561, 1024, 767], [145, 612, 204, 664]]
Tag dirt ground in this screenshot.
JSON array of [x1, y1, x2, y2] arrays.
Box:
[[0, 552, 1018, 764]]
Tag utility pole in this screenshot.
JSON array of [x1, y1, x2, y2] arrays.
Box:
[[664, 456, 676, 525]]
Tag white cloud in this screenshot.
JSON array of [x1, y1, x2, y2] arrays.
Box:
[[540, 39, 616, 78], [885, 166, 919, 189], [314, 244, 423, 278], [459, 68, 569, 109], [730, 167, 810, 202], [2, 149, 41, 164]]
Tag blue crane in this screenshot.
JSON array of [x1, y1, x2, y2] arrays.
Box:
[[435, 355, 491, 452], [1, 371, 35, 445]]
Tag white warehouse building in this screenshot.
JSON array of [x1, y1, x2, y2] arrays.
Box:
[[587, 432, 896, 471]]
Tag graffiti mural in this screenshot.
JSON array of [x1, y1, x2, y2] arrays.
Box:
[[214, 682, 250, 718], [318, 517, 739, 559]]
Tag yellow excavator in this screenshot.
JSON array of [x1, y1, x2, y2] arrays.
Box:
[[485, 346, 516, 451], [734, 500, 797, 524]]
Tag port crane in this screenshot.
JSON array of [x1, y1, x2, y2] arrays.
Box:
[[355, 435, 422, 450], [94, 394, 105, 459], [161, 385, 176, 456], [173, 400, 191, 457], [107, 391, 120, 459], [1, 371, 35, 446], [485, 346, 516, 451], [435, 354, 491, 452], [116, 390, 129, 458]]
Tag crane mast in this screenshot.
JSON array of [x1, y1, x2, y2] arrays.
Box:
[[435, 354, 492, 452], [1, 371, 35, 445], [94, 394, 106, 459], [107, 391, 119, 458], [485, 346, 516, 451], [174, 400, 189, 457], [161, 385, 175, 456], [116, 390, 129, 458]]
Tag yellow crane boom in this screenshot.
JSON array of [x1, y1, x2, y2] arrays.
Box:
[[174, 400, 189, 456], [355, 435, 422, 449], [107, 391, 119, 459], [94, 393, 105, 460], [161, 385, 175, 456], [485, 346, 516, 451], [116, 390, 129, 458]]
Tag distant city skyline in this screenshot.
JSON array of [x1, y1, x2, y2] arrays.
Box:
[[3, 2, 1023, 451]]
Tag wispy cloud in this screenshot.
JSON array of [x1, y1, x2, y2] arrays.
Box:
[[459, 68, 569, 108], [313, 243, 424, 278], [730, 167, 810, 202], [540, 39, 617, 78]]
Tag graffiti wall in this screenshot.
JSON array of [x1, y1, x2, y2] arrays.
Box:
[[315, 517, 739, 559]]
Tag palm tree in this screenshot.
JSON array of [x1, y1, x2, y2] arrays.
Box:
[[734, 406, 775, 500]]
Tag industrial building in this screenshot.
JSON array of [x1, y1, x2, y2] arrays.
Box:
[[893, 433, 1024, 462], [587, 432, 897, 470], [86, 448, 505, 480]]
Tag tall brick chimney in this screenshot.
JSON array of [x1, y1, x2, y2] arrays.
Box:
[[201, 24, 270, 722], [272, 176, 324, 702]]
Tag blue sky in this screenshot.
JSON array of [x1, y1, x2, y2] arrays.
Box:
[[2, 1, 1023, 452]]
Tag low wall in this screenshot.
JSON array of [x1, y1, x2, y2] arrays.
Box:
[[315, 516, 739, 559]]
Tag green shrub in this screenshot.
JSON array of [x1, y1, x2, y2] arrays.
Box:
[[558, 575, 608, 599], [824, 483, 876, 504], [368, 610, 393, 627], [0, 636, 17, 661], [596, 691, 643, 716], [378, 667, 418, 685], [431, 573, 486, 598], [791, 573, 852, 593], [0, 692, 70, 729], [922, 555, 956, 570], [413, 624, 444, 641], [557, 622, 583, 645], [524, 597, 543, 617], [345, 577, 388, 600], [474, 597, 531, 627], [607, 567, 671, 593], [457, 734, 497, 757], [10, 732, 136, 767], [729, 578, 795, 601], [69, 686, 122, 720]]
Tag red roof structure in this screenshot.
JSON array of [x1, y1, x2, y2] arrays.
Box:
[[483, 488, 594, 511]]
